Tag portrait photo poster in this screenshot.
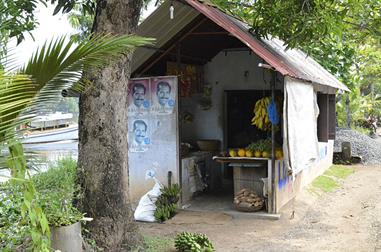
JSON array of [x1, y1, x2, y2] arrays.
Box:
[[128, 118, 151, 153], [127, 78, 151, 116], [150, 77, 176, 115]]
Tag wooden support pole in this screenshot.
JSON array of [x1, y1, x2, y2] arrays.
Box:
[[270, 71, 277, 213]]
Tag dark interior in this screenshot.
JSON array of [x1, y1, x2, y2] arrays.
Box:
[[132, 16, 247, 77]]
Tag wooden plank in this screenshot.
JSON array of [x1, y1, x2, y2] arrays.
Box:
[[213, 156, 270, 164], [328, 94, 336, 140], [317, 93, 329, 142]]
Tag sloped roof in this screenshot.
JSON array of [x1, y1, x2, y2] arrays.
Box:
[[132, 0, 349, 91]]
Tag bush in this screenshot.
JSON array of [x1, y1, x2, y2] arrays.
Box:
[[0, 157, 83, 251], [33, 158, 83, 227], [0, 184, 30, 251]]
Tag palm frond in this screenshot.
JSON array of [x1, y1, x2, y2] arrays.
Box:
[[0, 34, 154, 145]]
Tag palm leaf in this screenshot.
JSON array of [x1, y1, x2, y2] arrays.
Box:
[[0, 34, 154, 144]]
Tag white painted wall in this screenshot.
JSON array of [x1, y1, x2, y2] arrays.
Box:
[[181, 50, 283, 143]]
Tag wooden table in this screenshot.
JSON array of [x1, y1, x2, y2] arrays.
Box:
[[213, 156, 269, 197]]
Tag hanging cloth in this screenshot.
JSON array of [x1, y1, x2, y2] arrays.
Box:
[[267, 99, 279, 125]]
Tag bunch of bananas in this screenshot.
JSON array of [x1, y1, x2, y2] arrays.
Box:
[[174, 232, 214, 252], [251, 96, 271, 131], [154, 203, 177, 222], [154, 184, 181, 222]]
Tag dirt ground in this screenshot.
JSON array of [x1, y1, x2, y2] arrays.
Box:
[[139, 165, 381, 252]]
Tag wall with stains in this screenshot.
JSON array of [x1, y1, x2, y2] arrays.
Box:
[[275, 140, 334, 211], [180, 50, 284, 144]]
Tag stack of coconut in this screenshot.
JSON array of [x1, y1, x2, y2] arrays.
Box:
[[234, 188, 264, 212]]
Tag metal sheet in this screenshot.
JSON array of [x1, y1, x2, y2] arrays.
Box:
[[132, 0, 348, 91], [186, 0, 348, 91]]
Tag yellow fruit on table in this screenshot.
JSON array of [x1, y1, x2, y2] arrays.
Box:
[[238, 148, 246, 157], [245, 150, 254, 157], [254, 151, 262, 158], [229, 149, 237, 157], [275, 149, 283, 159], [262, 151, 270, 158]]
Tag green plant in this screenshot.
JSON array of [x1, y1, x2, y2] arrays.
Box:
[[33, 158, 83, 227], [0, 158, 83, 251], [246, 142, 259, 152], [154, 184, 181, 223], [0, 182, 31, 251], [174, 232, 214, 252], [0, 34, 152, 250]]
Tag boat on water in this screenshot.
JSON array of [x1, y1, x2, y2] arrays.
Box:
[[21, 112, 78, 144], [22, 125, 78, 144]]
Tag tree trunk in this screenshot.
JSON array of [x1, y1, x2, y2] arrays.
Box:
[[77, 0, 143, 250]]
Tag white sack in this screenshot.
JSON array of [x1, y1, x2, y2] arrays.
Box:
[[134, 180, 162, 222], [284, 77, 319, 174]]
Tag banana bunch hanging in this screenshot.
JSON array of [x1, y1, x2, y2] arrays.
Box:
[[251, 96, 271, 131]]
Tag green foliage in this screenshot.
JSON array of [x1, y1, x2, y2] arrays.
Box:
[[33, 158, 83, 227], [0, 183, 30, 251], [214, 0, 380, 50], [174, 232, 214, 252], [0, 0, 42, 46], [67, 2, 95, 42], [0, 34, 152, 251], [154, 184, 181, 222], [212, 0, 381, 127], [2, 142, 51, 252], [0, 158, 81, 251], [0, 34, 153, 144]]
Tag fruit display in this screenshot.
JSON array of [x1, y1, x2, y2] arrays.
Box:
[[275, 149, 284, 159], [237, 148, 246, 157], [251, 96, 271, 131], [229, 149, 237, 157], [246, 139, 283, 159], [175, 232, 214, 252], [227, 139, 283, 159], [234, 188, 264, 212]]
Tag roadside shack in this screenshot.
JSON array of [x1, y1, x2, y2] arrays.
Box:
[[127, 0, 349, 214]]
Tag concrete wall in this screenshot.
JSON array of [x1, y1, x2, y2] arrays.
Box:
[[275, 140, 334, 211], [180, 50, 283, 143], [128, 77, 179, 206]]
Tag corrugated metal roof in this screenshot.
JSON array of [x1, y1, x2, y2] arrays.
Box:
[[132, 1, 200, 73], [132, 0, 349, 91]]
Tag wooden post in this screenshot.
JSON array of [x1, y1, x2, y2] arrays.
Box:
[[270, 71, 276, 213]]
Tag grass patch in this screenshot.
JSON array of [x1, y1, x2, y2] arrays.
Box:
[[143, 235, 174, 252], [324, 165, 354, 179], [309, 165, 355, 195], [311, 176, 339, 193]]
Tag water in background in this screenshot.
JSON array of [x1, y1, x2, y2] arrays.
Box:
[[0, 130, 78, 182]]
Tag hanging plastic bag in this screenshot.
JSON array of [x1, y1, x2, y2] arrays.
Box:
[[134, 177, 163, 222], [267, 99, 279, 125]]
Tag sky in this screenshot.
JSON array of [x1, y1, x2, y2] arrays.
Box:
[[10, 2, 156, 68]]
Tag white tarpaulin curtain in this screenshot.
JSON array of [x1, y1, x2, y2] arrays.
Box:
[[283, 77, 320, 174]]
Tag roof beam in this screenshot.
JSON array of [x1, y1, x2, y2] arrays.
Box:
[[137, 18, 208, 76]]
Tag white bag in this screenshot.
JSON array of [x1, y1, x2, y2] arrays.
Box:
[[134, 179, 162, 222]]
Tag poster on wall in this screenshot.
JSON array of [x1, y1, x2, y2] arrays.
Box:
[[127, 78, 150, 116], [128, 118, 151, 152], [151, 77, 176, 115], [166, 62, 204, 97]]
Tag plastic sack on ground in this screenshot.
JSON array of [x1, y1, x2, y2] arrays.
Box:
[[134, 178, 162, 222]]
